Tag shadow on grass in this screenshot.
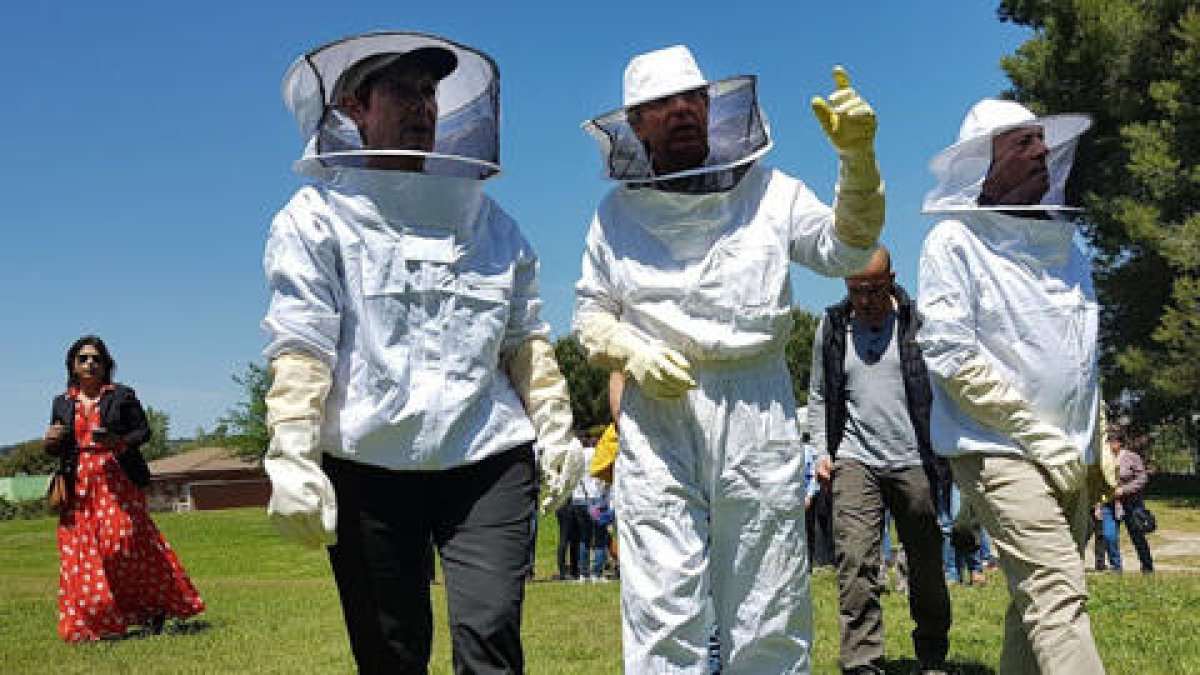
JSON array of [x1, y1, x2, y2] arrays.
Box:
[[115, 619, 214, 640], [880, 657, 996, 674]]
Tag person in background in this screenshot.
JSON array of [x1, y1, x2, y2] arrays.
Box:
[[580, 444, 614, 583], [44, 335, 204, 642], [554, 498, 583, 581], [1094, 427, 1154, 573], [808, 247, 951, 674]]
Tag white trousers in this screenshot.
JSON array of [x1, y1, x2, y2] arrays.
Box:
[[614, 351, 812, 674]]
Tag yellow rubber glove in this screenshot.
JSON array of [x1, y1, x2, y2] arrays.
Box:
[[811, 66, 884, 249], [264, 353, 337, 549], [576, 313, 697, 400], [939, 355, 1085, 496], [506, 336, 585, 514]]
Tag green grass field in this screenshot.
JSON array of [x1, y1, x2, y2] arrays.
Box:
[[2, 489, 1199, 674]]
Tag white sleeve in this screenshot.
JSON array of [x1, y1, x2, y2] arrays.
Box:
[[262, 196, 344, 368], [806, 315, 830, 461], [916, 221, 978, 380], [783, 176, 875, 278], [501, 232, 551, 358], [572, 215, 625, 365]]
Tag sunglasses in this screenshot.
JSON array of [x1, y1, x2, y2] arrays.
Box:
[[75, 354, 104, 364]]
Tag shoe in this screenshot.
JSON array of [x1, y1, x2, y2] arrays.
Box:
[[970, 571, 987, 586], [149, 613, 166, 635]]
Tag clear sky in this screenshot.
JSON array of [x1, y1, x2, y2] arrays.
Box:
[[0, 2, 1032, 445]]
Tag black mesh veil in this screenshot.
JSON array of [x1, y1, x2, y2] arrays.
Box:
[[583, 76, 772, 185], [283, 32, 500, 180]]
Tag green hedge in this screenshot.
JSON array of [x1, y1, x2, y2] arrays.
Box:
[[0, 496, 55, 521]]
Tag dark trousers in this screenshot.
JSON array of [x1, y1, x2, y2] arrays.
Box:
[[555, 503, 581, 578], [832, 459, 951, 671], [325, 445, 537, 675], [807, 487, 835, 568]]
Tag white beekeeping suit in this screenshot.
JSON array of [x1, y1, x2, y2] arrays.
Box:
[[263, 32, 582, 548], [916, 99, 1101, 481], [574, 45, 882, 673], [916, 98, 1111, 675]]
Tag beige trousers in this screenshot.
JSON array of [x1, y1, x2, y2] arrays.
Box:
[[950, 454, 1105, 675]]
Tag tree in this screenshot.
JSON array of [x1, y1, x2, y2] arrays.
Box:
[[554, 337, 612, 432], [998, 1, 1200, 462], [785, 309, 821, 405], [0, 439, 56, 477], [141, 406, 172, 460], [219, 362, 271, 461]]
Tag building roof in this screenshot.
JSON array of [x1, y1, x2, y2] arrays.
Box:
[[148, 447, 258, 475]]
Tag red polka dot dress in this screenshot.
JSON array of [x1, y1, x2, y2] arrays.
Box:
[[56, 386, 205, 642]]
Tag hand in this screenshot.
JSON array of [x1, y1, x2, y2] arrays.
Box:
[[1035, 457, 1086, 497], [626, 343, 697, 400], [1093, 505, 1103, 521], [44, 423, 67, 448], [539, 439, 585, 514], [811, 66, 877, 156], [92, 427, 118, 447], [264, 420, 338, 548], [815, 456, 833, 487]]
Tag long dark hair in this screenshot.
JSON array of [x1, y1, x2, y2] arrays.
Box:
[[65, 335, 116, 388]]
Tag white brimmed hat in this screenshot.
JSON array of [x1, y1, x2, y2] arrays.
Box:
[[584, 45, 772, 184], [923, 98, 1092, 213]]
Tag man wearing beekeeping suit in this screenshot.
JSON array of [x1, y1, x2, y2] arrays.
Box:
[[573, 45, 884, 673], [917, 98, 1109, 674], [262, 32, 584, 673]]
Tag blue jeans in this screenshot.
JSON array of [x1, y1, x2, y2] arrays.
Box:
[[1099, 501, 1155, 572], [940, 484, 981, 581], [1098, 502, 1124, 571]]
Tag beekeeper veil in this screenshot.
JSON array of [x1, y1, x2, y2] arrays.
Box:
[[583, 45, 772, 192], [283, 32, 499, 180], [923, 98, 1091, 214]]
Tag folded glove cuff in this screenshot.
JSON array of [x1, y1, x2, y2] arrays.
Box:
[[508, 336, 577, 451], [266, 353, 332, 428]]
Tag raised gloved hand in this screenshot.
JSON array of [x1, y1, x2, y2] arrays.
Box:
[[539, 438, 586, 513], [264, 353, 337, 548], [505, 336, 586, 513], [811, 66, 883, 249], [811, 66, 878, 158], [576, 313, 696, 400]]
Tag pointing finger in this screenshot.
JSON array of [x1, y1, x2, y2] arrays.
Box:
[[833, 65, 850, 90]]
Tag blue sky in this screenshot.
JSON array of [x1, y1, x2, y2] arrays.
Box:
[[0, 2, 1031, 445]]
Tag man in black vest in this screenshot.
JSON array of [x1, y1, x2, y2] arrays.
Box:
[[807, 247, 951, 675]]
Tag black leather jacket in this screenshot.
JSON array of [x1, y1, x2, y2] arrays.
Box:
[[46, 384, 153, 489]]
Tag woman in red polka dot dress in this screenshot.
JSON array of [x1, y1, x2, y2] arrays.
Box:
[[43, 335, 204, 642]]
